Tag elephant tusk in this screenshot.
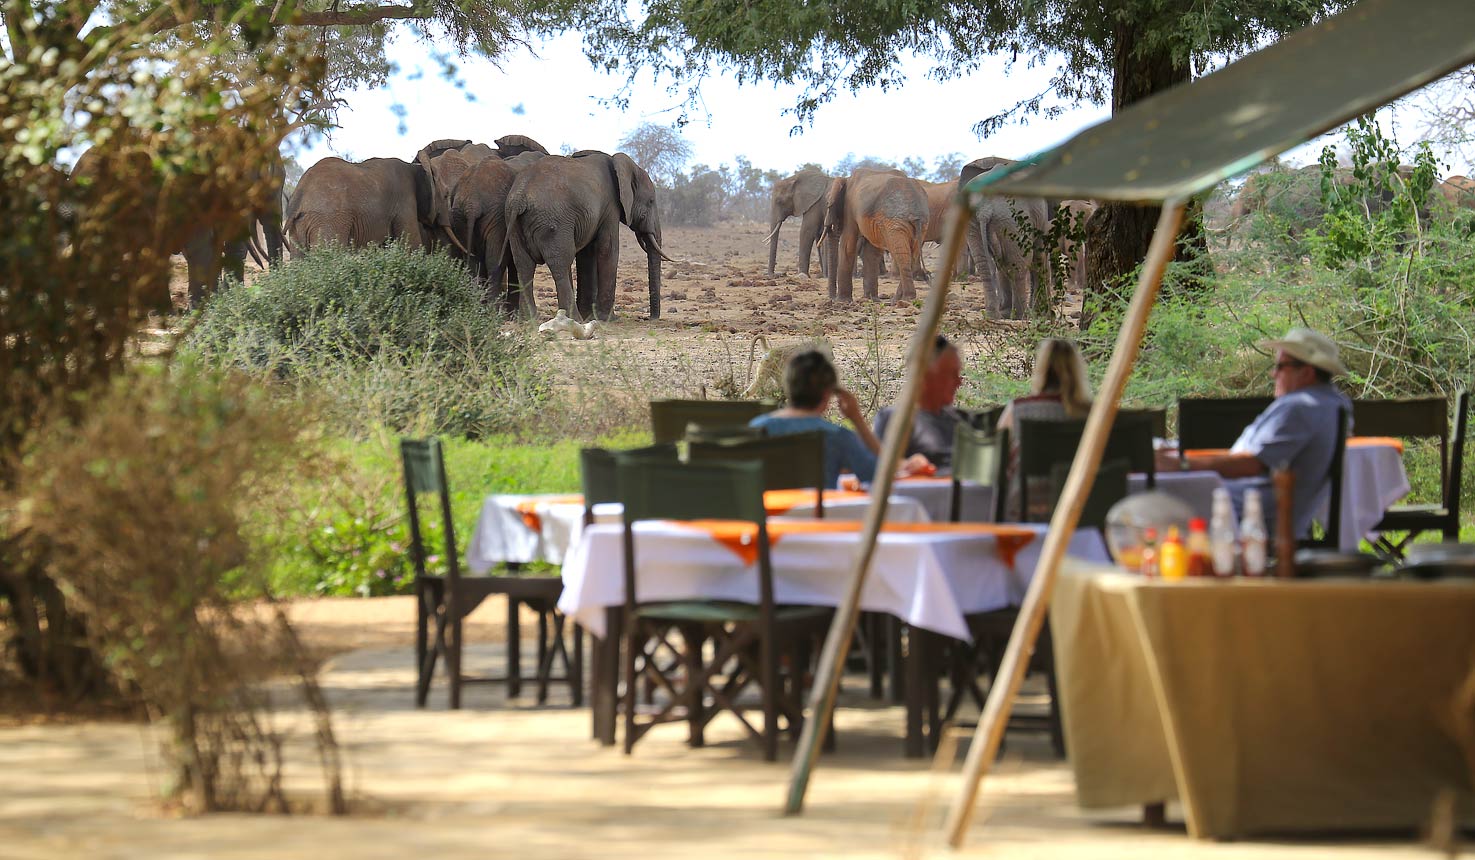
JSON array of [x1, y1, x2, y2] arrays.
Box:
[[442, 224, 471, 256], [763, 222, 783, 245]]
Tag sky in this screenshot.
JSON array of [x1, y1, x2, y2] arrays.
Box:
[[297, 30, 1471, 181]]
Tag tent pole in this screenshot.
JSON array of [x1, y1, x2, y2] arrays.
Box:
[[943, 200, 1187, 848], [784, 196, 974, 815]]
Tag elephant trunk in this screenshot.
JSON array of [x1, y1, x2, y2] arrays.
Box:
[[766, 202, 784, 275], [636, 231, 663, 319]]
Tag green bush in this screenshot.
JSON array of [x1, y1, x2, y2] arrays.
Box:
[[185, 243, 548, 438]]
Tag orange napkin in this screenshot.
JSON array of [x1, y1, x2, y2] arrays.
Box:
[[1348, 436, 1404, 453], [895, 475, 953, 486], [676, 519, 1037, 566], [514, 494, 585, 532], [761, 488, 871, 515]]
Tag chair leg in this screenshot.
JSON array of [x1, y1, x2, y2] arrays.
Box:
[[866, 613, 885, 699], [571, 622, 585, 707], [414, 579, 432, 707], [761, 630, 778, 762], [507, 596, 522, 699], [1046, 658, 1066, 758], [449, 607, 464, 711], [684, 623, 706, 749], [536, 611, 559, 705], [622, 619, 639, 755]]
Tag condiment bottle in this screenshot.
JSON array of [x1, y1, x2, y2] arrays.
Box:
[[1159, 526, 1187, 581], [1241, 489, 1268, 577], [1139, 527, 1160, 577], [1209, 488, 1239, 577], [1185, 517, 1211, 578]]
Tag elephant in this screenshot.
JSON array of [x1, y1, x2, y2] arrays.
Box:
[[418, 135, 549, 164], [1436, 175, 1475, 213], [284, 155, 463, 255], [959, 157, 1052, 319], [766, 167, 831, 277], [823, 167, 929, 303], [1055, 199, 1097, 295], [70, 145, 282, 306], [505, 150, 670, 322], [448, 150, 545, 314], [916, 178, 977, 280]]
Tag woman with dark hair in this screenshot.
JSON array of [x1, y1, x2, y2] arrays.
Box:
[[750, 349, 931, 489], [997, 337, 1095, 520]]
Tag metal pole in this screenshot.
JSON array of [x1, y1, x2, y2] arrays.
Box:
[[943, 200, 1187, 847], [784, 194, 974, 815]]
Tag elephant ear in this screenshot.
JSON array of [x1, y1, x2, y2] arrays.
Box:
[[959, 156, 1014, 188], [795, 175, 827, 217], [612, 152, 639, 225], [416, 138, 472, 164], [823, 177, 847, 230]]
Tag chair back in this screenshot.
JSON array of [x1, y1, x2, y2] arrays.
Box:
[[1177, 396, 1274, 450], [400, 438, 461, 584], [950, 423, 1007, 522], [684, 421, 766, 444], [1352, 395, 1449, 491], [1016, 412, 1156, 523], [1049, 457, 1130, 531], [580, 443, 678, 523], [615, 458, 772, 610], [687, 431, 826, 515], [649, 399, 771, 444], [1300, 406, 1349, 550], [1126, 406, 1168, 439]]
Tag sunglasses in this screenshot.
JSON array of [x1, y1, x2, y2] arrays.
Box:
[[1272, 359, 1307, 374]]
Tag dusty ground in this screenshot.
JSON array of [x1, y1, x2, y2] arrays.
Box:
[[522, 222, 1049, 407], [0, 595, 1448, 859]]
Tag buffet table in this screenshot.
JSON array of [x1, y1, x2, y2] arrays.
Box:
[[1050, 561, 1475, 839]]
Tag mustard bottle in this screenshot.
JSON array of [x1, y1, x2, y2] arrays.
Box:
[[1159, 526, 1187, 581]]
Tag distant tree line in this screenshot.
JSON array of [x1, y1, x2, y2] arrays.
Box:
[[617, 123, 968, 226]]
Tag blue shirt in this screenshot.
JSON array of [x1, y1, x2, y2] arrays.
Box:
[[1227, 383, 1352, 538], [748, 414, 877, 489]]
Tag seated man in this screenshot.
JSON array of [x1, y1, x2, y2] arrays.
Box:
[[1160, 327, 1352, 539], [751, 349, 929, 489], [872, 335, 966, 471]]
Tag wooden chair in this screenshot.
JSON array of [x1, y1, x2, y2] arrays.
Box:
[[687, 431, 826, 511], [1177, 396, 1274, 450], [1365, 392, 1469, 557], [950, 423, 1007, 523], [649, 399, 772, 444], [402, 438, 579, 709], [1125, 406, 1169, 440], [1297, 406, 1348, 551], [683, 422, 766, 444], [1016, 411, 1157, 522], [616, 457, 830, 760]]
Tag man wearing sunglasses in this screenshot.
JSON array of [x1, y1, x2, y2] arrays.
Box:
[[1167, 327, 1352, 539]]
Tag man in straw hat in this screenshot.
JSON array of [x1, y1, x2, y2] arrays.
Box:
[[1165, 327, 1352, 539]]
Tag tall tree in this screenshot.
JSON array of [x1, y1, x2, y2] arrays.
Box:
[[549, 0, 1358, 307]]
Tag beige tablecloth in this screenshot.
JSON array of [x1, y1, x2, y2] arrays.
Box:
[[1051, 563, 1475, 839]]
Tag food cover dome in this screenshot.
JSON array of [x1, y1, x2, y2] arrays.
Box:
[[1105, 491, 1194, 572]]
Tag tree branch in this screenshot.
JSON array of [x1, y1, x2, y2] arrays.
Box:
[[89, 3, 433, 43]]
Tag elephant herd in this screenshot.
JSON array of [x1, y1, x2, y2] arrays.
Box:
[[284, 135, 670, 322], [766, 159, 1096, 320]]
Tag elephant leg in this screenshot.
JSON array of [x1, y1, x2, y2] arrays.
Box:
[[888, 240, 919, 302], [797, 221, 816, 278], [594, 228, 619, 321], [549, 255, 580, 322], [859, 241, 883, 301], [261, 215, 284, 267], [222, 239, 247, 286], [976, 217, 1007, 319], [835, 228, 859, 303], [182, 231, 222, 307], [800, 206, 824, 278], [508, 228, 547, 317], [576, 247, 598, 322]]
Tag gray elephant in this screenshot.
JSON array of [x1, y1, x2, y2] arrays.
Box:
[[419, 135, 549, 164], [284, 155, 463, 254], [959, 157, 1052, 319], [766, 167, 831, 277], [71, 145, 281, 306], [505, 150, 669, 322], [449, 150, 545, 314], [1055, 200, 1097, 296], [823, 167, 928, 302]]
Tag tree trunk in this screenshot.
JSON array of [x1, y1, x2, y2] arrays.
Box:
[[1083, 15, 1209, 328]]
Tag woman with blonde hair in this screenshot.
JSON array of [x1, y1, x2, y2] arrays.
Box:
[[997, 338, 1094, 519]]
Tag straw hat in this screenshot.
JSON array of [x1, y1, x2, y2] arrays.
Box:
[[1257, 327, 1348, 377]]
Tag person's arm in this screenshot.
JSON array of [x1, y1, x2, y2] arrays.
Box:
[[834, 426, 879, 483], [995, 401, 1014, 434], [1176, 450, 1267, 478], [835, 388, 883, 455]]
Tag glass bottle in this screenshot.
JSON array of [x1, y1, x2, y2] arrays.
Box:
[[1241, 489, 1268, 577], [1209, 489, 1239, 577], [1185, 517, 1211, 578], [1139, 527, 1160, 578]]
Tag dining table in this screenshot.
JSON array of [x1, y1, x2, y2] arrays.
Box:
[[1051, 559, 1475, 839], [559, 517, 1111, 754], [465, 487, 930, 572], [889, 436, 1410, 552]]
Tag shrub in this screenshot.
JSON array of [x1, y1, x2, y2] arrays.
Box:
[[186, 243, 548, 438]]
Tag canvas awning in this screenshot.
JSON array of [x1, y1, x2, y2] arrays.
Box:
[[970, 0, 1475, 203]]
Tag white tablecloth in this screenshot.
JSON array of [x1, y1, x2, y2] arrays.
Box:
[[557, 521, 1111, 641], [466, 491, 930, 572], [888, 444, 1409, 552]]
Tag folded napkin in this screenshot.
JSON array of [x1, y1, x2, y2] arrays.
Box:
[[514, 494, 585, 532], [674, 519, 1037, 566], [761, 488, 871, 515]]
